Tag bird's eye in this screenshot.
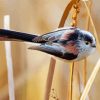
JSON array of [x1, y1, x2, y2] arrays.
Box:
[[85, 41, 90, 45]]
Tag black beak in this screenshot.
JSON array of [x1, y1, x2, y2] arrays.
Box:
[[91, 44, 96, 48]]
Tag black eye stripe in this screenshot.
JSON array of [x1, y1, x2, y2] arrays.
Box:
[[74, 30, 93, 43], [84, 35, 93, 43], [58, 30, 93, 45]]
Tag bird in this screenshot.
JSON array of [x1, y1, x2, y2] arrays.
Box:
[[0, 27, 96, 61]]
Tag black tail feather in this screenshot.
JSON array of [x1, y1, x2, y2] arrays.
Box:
[[0, 29, 38, 42]]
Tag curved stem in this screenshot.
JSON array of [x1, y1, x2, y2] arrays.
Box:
[[59, 0, 78, 27]]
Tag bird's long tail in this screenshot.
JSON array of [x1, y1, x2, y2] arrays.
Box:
[[0, 29, 38, 42]]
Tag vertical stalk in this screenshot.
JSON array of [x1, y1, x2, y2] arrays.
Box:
[[83, 0, 92, 87], [72, 62, 80, 100], [4, 15, 15, 100], [44, 57, 56, 100], [83, 59, 87, 86], [68, 62, 74, 100]]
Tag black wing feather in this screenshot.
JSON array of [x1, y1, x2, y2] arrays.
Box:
[[29, 44, 78, 60], [29, 44, 63, 57]]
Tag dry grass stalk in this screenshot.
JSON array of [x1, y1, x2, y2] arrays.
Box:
[[80, 59, 100, 100], [83, 59, 87, 86], [4, 15, 15, 100], [72, 62, 80, 100], [68, 62, 74, 100], [44, 57, 56, 100], [83, 0, 92, 87], [80, 1, 100, 99], [83, 0, 100, 51]]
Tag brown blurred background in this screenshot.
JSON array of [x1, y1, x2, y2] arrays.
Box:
[[0, 0, 100, 100]]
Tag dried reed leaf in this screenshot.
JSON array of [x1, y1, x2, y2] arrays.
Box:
[[80, 59, 100, 100]]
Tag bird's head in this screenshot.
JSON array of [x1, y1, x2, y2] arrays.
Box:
[[66, 28, 96, 60], [62, 28, 96, 61], [76, 29, 96, 60]]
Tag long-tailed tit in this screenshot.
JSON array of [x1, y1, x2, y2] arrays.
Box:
[[0, 27, 96, 61]]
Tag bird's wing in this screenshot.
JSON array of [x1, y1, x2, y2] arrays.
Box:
[[32, 27, 76, 43], [28, 43, 78, 60], [28, 44, 64, 58]]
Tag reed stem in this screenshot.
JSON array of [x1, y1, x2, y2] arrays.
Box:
[[68, 62, 74, 100], [44, 57, 56, 100], [80, 59, 100, 100]]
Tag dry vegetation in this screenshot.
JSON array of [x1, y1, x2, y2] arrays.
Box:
[[0, 0, 100, 100]]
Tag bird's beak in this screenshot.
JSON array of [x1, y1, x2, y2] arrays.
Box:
[[91, 44, 96, 48]]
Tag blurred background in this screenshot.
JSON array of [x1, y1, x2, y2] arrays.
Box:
[[0, 0, 100, 100]]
